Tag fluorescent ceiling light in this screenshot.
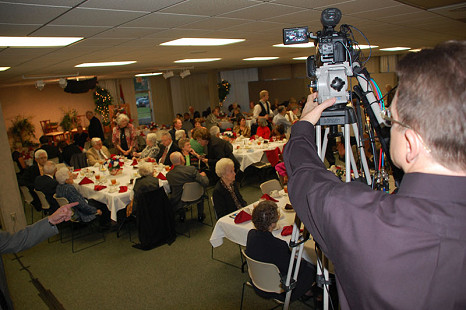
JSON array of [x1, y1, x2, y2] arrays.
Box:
[[357, 44, 378, 49], [243, 57, 279, 61], [379, 47, 410, 52], [161, 38, 244, 46], [135, 72, 162, 77], [292, 57, 308, 60], [75, 61, 136, 67], [0, 67, 10, 71], [0, 36, 82, 47], [273, 43, 314, 48], [409, 48, 422, 52], [174, 58, 221, 63]]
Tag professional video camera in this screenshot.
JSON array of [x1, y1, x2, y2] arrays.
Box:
[[283, 8, 360, 109]]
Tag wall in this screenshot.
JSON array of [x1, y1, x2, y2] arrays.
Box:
[[0, 84, 95, 145]]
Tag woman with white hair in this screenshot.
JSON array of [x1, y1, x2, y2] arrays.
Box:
[[133, 133, 160, 161], [212, 158, 247, 218], [55, 168, 110, 226], [112, 113, 136, 158], [131, 162, 159, 215]]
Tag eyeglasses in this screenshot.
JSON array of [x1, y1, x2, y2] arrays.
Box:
[[380, 109, 411, 129]]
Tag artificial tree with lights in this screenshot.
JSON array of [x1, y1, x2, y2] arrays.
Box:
[[217, 80, 231, 107], [93, 87, 113, 126]]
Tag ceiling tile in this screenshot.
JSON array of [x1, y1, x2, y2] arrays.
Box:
[[177, 17, 250, 30], [80, 0, 186, 12], [160, 0, 258, 16], [93, 27, 166, 39], [0, 24, 42, 36], [50, 7, 148, 27], [0, 2, 69, 24], [219, 2, 298, 20], [123, 12, 206, 28], [31, 25, 111, 37]]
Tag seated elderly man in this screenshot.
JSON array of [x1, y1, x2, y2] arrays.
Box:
[[132, 133, 160, 161], [34, 161, 59, 213], [273, 105, 292, 133], [166, 152, 209, 222], [55, 167, 111, 227], [132, 162, 159, 215], [19, 149, 48, 211], [86, 137, 111, 166], [156, 132, 181, 166]]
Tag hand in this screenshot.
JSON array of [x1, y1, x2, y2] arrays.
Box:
[[132, 152, 138, 157], [201, 158, 208, 164], [300, 92, 336, 125], [96, 209, 102, 216], [200, 172, 207, 177], [48, 202, 78, 225]]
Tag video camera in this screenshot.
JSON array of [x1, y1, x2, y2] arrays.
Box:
[[283, 8, 359, 109]]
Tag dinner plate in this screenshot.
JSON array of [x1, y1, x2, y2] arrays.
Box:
[[273, 224, 281, 231]]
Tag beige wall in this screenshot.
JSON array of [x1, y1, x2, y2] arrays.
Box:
[[0, 84, 95, 145]]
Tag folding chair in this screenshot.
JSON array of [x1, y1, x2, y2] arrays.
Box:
[[260, 179, 282, 195], [19, 186, 34, 224], [179, 182, 213, 238], [240, 249, 287, 310], [53, 194, 105, 253], [33, 189, 50, 216]]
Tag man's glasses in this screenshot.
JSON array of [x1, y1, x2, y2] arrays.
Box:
[[380, 109, 411, 129]]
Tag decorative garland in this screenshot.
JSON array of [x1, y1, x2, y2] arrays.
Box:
[[93, 87, 113, 125], [217, 80, 231, 104]]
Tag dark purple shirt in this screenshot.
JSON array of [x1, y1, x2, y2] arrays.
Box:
[[284, 121, 466, 310]]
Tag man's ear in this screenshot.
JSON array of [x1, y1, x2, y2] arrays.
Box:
[[404, 129, 422, 163]]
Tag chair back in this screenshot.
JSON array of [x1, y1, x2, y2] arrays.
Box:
[[34, 189, 50, 210], [181, 182, 204, 203], [53, 194, 70, 207], [241, 249, 284, 294], [260, 179, 282, 195], [20, 186, 34, 204], [264, 147, 281, 167], [70, 152, 88, 169]]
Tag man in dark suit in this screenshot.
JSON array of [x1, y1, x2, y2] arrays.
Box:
[[169, 118, 187, 142], [166, 152, 209, 222], [156, 132, 181, 166], [34, 161, 60, 213], [86, 111, 104, 141], [19, 149, 48, 211]]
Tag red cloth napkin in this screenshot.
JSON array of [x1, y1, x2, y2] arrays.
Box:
[[146, 158, 155, 163], [131, 158, 138, 166], [156, 173, 167, 180], [261, 194, 279, 202], [79, 177, 94, 185], [119, 186, 128, 193], [94, 185, 107, 191], [281, 225, 304, 236], [249, 136, 256, 140], [74, 168, 81, 172], [234, 210, 252, 224]]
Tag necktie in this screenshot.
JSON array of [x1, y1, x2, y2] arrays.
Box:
[[99, 150, 107, 160], [160, 147, 169, 164]]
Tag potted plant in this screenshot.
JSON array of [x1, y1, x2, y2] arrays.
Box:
[[8, 115, 36, 146], [60, 108, 78, 132]]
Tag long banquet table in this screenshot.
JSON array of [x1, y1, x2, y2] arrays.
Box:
[[231, 139, 286, 171], [209, 190, 321, 265], [74, 161, 169, 221]]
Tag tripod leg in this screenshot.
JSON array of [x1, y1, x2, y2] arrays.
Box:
[[344, 124, 352, 182], [316, 125, 322, 160], [352, 123, 372, 185], [321, 127, 330, 162]]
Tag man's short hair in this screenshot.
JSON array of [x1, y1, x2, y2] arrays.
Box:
[[259, 90, 268, 99], [215, 158, 234, 178], [35, 149, 47, 159], [39, 135, 49, 144], [396, 41, 465, 170], [170, 152, 182, 165], [55, 167, 70, 184], [43, 161, 56, 175], [209, 126, 220, 136], [277, 106, 286, 113], [161, 132, 172, 140], [91, 137, 101, 146], [138, 162, 154, 177]]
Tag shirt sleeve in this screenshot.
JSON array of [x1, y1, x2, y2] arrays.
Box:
[[253, 104, 261, 118]]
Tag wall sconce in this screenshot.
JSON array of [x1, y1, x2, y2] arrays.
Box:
[[35, 80, 45, 90], [180, 69, 191, 79], [163, 71, 174, 79]]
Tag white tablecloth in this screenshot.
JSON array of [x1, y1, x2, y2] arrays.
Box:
[[74, 162, 169, 221], [232, 140, 286, 171], [209, 191, 318, 263]]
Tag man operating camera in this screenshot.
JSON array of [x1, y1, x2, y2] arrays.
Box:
[[284, 41, 466, 309]]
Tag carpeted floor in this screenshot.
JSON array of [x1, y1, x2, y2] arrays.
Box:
[[5, 176, 317, 310]]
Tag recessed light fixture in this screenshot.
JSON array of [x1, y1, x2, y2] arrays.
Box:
[[174, 58, 221, 63], [243, 57, 279, 61], [0, 36, 82, 47], [292, 57, 308, 60], [379, 47, 410, 52], [0, 67, 10, 71], [357, 44, 378, 49], [135, 72, 163, 77], [409, 48, 422, 52], [161, 38, 244, 46], [75, 61, 136, 67], [273, 43, 314, 48]]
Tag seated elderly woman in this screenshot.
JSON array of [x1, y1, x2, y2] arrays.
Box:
[[256, 118, 271, 139], [178, 138, 201, 167], [131, 162, 159, 215], [133, 133, 160, 161], [212, 158, 247, 218], [233, 114, 251, 138], [246, 201, 316, 302], [55, 167, 111, 227]]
